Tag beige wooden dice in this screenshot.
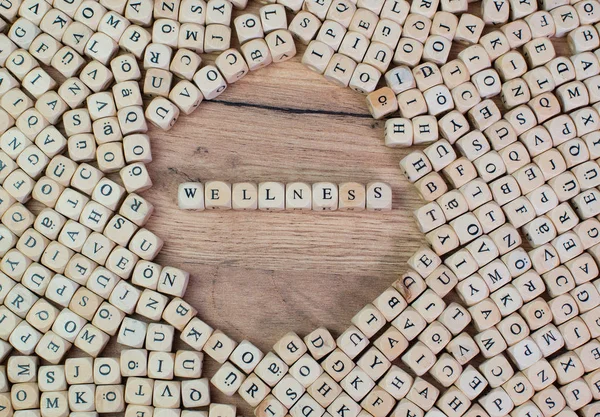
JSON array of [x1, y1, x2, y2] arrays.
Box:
[[302, 41, 334, 74], [258, 182, 285, 211], [324, 53, 357, 87], [241, 38, 273, 71], [285, 182, 311, 210], [211, 361, 245, 396], [312, 182, 338, 210], [401, 341, 436, 376], [193, 65, 228, 100], [266, 30, 297, 63], [232, 182, 258, 210], [144, 97, 180, 131], [215, 49, 249, 84]]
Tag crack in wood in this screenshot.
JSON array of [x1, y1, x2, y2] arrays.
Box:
[[212, 99, 373, 118]]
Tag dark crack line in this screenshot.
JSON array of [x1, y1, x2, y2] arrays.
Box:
[[211, 99, 372, 118], [168, 167, 200, 182]]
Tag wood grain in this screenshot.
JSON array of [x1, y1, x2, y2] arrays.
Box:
[[102, 27, 566, 413], [143, 52, 422, 412]]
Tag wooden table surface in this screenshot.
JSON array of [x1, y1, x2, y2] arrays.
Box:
[[108, 25, 567, 413], [144, 50, 422, 411]]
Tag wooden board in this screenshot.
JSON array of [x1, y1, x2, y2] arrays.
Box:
[[110, 34, 566, 413], [144, 54, 422, 411]]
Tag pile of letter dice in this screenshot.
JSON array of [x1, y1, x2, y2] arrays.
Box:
[[0, 0, 599, 417]]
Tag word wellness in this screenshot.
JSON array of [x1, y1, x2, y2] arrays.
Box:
[[178, 181, 393, 211]]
